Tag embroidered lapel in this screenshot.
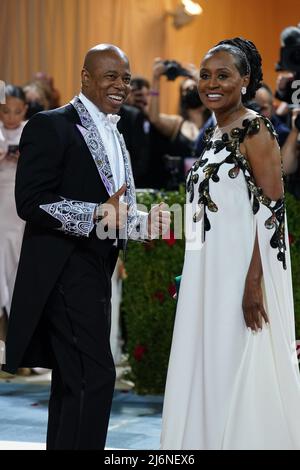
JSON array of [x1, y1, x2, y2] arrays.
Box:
[[71, 96, 114, 196], [71, 96, 137, 239]]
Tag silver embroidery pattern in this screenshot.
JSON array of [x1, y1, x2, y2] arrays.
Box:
[[40, 199, 96, 237], [71, 96, 146, 239]]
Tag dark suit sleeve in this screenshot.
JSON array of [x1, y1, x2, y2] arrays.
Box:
[[16, 113, 96, 237]]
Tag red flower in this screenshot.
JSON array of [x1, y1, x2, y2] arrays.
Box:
[[133, 344, 147, 362], [289, 233, 295, 245], [153, 290, 165, 303], [164, 229, 176, 247], [168, 283, 176, 298]]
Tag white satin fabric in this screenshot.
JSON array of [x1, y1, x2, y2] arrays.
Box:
[[161, 116, 300, 450]]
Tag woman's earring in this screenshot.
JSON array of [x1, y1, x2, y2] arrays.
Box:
[[241, 86, 247, 95]]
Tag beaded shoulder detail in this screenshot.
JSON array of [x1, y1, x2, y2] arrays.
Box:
[[186, 115, 286, 269]]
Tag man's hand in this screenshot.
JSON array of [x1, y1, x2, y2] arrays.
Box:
[[147, 202, 171, 239], [242, 277, 269, 332], [97, 184, 128, 230]]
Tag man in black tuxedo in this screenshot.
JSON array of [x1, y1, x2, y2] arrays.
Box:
[[2, 44, 170, 449]]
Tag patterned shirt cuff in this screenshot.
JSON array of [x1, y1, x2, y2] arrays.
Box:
[[40, 198, 96, 237], [128, 210, 149, 240]]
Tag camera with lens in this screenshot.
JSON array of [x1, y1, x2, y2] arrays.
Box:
[[276, 45, 300, 74], [162, 60, 192, 81], [276, 26, 300, 73], [275, 26, 300, 103]]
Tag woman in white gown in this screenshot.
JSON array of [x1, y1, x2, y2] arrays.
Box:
[[161, 37, 300, 450], [0, 85, 27, 319]]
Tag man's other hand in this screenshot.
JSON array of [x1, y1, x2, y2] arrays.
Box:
[[147, 202, 171, 239]]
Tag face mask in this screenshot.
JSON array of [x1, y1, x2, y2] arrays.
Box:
[[26, 101, 45, 119], [181, 87, 202, 109]]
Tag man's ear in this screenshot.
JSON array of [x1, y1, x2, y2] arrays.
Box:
[[81, 68, 91, 88]]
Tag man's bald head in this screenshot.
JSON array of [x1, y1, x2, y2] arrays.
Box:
[[81, 43, 131, 114], [83, 44, 129, 75]]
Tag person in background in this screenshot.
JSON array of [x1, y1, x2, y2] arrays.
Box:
[[126, 76, 150, 116], [254, 83, 290, 147], [179, 76, 211, 136], [117, 77, 153, 188], [149, 59, 212, 181], [148, 59, 205, 154], [33, 72, 61, 109], [23, 81, 50, 119], [0, 85, 27, 336], [275, 26, 300, 105], [161, 37, 300, 450], [118, 75, 176, 189]]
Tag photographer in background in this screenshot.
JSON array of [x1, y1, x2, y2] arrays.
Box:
[[274, 24, 300, 199], [149, 58, 211, 187], [126, 76, 150, 116], [149, 58, 207, 147], [117, 77, 152, 188], [118, 76, 174, 189], [275, 25, 300, 105]]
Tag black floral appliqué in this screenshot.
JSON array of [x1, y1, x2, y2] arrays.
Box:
[[187, 115, 286, 268]]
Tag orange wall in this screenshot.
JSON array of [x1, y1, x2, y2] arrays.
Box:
[[1, 0, 300, 113]]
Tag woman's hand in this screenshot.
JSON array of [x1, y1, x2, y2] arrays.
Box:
[[242, 277, 269, 332], [152, 58, 167, 81]]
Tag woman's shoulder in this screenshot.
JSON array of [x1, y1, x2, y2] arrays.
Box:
[[240, 112, 280, 162], [219, 109, 277, 143], [242, 111, 277, 141]]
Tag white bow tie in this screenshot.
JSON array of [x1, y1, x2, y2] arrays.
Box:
[[99, 112, 120, 131]]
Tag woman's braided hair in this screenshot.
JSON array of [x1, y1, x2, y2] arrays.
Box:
[[208, 37, 263, 103]]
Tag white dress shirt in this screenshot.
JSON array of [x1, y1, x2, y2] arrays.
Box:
[[79, 92, 125, 193]]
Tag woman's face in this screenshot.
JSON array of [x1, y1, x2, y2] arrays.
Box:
[[198, 50, 249, 113], [0, 96, 27, 129]]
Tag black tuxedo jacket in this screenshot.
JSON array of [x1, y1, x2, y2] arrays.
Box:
[[4, 104, 119, 373]]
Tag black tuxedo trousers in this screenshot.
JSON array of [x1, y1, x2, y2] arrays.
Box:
[[45, 245, 118, 449]]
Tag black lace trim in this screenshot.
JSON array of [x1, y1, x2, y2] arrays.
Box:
[[186, 115, 286, 269]]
